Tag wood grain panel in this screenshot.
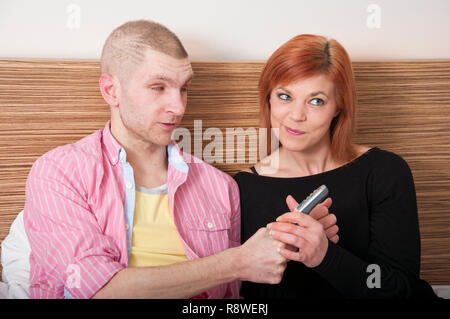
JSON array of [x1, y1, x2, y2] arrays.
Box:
[[0, 59, 449, 285]]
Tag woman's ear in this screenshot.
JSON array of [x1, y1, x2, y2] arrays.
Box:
[[334, 108, 341, 118]]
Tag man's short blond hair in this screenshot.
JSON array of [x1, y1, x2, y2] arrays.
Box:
[[101, 20, 188, 79]]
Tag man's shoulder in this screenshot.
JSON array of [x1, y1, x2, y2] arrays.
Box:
[[179, 150, 240, 209], [181, 150, 236, 186], [33, 129, 104, 171]]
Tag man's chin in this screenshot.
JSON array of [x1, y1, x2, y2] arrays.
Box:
[[149, 135, 173, 147]]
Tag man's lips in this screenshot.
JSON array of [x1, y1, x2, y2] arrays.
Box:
[[284, 126, 305, 135], [158, 122, 177, 130]]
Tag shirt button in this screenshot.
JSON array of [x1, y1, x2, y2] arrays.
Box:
[[112, 157, 117, 165], [119, 152, 125, 161], [126, 182, 133, 189], [207, 222, 214, 229], [125, 224, 129, 230]]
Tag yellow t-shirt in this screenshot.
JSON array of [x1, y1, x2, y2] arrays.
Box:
[[128, 184, 188, 267]]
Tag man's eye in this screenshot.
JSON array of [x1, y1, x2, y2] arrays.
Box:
[[181, 87, 188, 93], [278, 93, 291, 101], [310, 98, 324, 106]]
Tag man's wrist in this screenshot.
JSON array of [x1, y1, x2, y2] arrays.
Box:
[[223, 245, 244, 282]]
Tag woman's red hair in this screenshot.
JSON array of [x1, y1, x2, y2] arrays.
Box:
[[259, 34, 357, 163]]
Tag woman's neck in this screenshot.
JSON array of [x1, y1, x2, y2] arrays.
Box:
[[278, 145, 338, 177]]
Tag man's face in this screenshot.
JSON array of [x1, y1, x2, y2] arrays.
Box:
[[116, 49, 193, 147]]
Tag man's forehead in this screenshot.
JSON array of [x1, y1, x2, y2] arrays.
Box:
[[140, 49, 193, 82]]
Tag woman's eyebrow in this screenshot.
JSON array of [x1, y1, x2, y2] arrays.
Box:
[[310, 91, 328, 98], [276, 88, 329, 98], [275, 87, 292, 94]]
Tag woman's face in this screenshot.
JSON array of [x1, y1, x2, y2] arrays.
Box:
[[269, 73, 340, 154]]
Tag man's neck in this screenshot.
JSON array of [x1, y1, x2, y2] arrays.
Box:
[[126, 144, 168, 189], [110, 121, 169, 189]]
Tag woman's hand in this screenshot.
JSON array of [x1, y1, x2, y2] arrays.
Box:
[[286, 195, 339, 243], [267, 211, 330, 268]]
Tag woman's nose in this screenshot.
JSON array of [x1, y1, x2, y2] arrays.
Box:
[[290, 103, 307, 121]]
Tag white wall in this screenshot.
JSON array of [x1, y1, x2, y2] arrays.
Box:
[[0, 0, 449, 61]]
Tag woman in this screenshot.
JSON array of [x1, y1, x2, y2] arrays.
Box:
[[233, 34, 436, 298]]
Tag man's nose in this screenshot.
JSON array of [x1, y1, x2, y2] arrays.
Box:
[[166, 91, 186, 116]]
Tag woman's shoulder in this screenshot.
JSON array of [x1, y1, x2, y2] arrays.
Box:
[[364, 146, 410, 169], [361, 146, 414, 186], [234, 150, 279, 179], [233, 166, 255, 184]]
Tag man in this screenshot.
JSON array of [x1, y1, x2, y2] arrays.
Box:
[[20, 20, 338, 299]]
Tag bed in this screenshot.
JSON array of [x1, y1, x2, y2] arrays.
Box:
[[0, 59, 449, 296]]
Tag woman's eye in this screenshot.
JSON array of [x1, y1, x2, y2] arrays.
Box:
[[152, 86, 164, 91], [278, 93, 291, 101], [310, 98, 324, 106]]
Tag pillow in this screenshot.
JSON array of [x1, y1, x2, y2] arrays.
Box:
[[1, 211, 31, 298]]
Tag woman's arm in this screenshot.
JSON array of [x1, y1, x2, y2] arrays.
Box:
[[267, 152, 433, 298]]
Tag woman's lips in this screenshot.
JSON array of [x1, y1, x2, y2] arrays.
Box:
[[285, 126, 305, 135]]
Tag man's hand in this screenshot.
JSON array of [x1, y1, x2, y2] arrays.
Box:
[[267, 212, 329, 268], [286, 195, 339, 243], [234, 227, 287, 284]]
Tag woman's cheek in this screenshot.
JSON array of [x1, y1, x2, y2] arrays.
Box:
[[270, 110, 280, 129]]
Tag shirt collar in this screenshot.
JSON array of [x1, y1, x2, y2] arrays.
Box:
[[103, 120, 122, 166], [103, 120, 189, 174], [167, 140, 189, 173]]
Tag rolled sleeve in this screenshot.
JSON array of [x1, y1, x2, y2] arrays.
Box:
[[228, 178, 241, 249], [24, 152, 125, 299], [226, 178, 242, 299]]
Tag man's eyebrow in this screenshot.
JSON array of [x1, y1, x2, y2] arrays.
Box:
[[184, 74, 194, 85], [147, 73, 194, 86]]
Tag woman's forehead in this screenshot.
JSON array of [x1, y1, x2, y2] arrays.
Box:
[[274, 74, 335, 93]]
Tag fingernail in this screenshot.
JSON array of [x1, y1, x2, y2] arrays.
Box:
[[276, 247, 280, 253]]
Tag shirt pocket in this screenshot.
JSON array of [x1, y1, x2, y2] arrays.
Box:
[[182, 213, 231, 256]]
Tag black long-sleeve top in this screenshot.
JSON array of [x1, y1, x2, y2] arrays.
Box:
[[233, 147, 436, 299]]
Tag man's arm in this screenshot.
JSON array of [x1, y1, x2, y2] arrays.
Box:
[[93, 170, 286, 299], [93, 227, 281, 299], [25, 152, 286, 299], [24, 152, 125, 299], [224, 177, 242, 298]]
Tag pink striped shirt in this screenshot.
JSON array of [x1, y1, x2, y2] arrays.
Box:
[[24, 120, 241, 299]]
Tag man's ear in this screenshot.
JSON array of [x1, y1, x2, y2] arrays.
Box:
[[99, 73, 120, 107]]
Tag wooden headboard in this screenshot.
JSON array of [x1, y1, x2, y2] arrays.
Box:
[[0, 59, 449, 285]]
